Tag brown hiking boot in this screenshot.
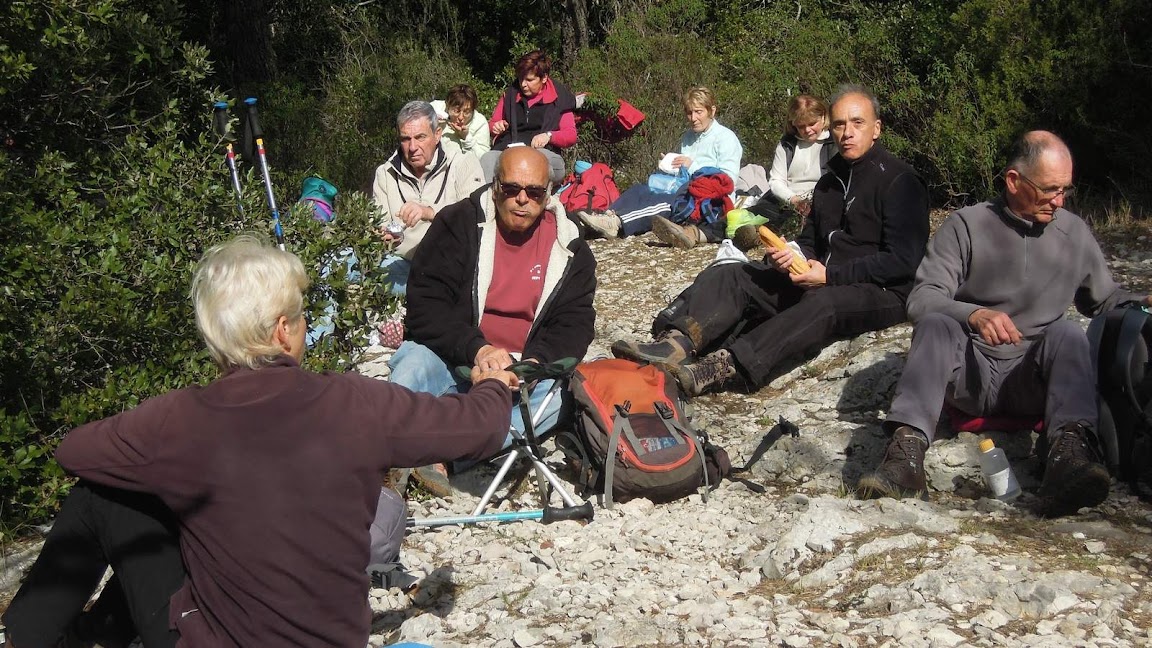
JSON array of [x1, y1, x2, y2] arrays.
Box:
[[611, 329, 696, 366], [652, 215, 700, 249], [672, 348, 737, 396], [858, 426, 929, 500], [1039, 422, 1110, 516], [732, 224, 763, 253], [411, 463, 453, 498]]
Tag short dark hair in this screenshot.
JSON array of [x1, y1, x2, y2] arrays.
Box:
[[515, 50, 552, 80], [445, 84, 478, 112], [829, 83, 881, 120]]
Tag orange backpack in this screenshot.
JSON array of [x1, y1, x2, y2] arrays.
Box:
[[568, 358, 728, 507]]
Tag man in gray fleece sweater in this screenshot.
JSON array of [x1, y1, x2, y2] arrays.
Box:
[[859, 130, 1151, 516]]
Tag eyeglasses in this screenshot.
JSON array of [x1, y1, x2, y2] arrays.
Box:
[[497, 182, 549, 202], [1016, 171, 1075, 200]]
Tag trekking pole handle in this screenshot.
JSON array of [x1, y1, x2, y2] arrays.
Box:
[[213, 101, 232, 141], [244, 97, 263, 138], [541, 501, 594, 523]]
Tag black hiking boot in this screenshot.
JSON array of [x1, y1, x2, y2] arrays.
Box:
[[672, 348, 737, 396], [1039, 422, 1110, 517], [858, 426, 929, 500], [611, 329, 695, 367]]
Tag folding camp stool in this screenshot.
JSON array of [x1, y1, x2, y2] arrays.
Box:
[[471, 360, 584, 516]]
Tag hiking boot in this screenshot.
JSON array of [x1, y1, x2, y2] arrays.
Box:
[[652, 215, 700, 249], [672, 348, 737, 396], [1039, 422, 1110, 516], [611, 329, 695, 366], [577, 210, 621, 239], [857, 426, 929, 500], [732, 224, 763, 253], [411, 463, 453, 498]]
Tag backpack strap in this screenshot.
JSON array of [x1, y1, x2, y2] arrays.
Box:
[[655, 401, 711, 501], [603, 402, 632, 510]]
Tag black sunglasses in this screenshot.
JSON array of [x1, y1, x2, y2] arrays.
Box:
[[497, 182, 549, 203]]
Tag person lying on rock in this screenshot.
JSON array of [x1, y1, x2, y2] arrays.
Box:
[[611, 84, 930, 396], [858, 130, 1152, 516], [388, 146, 597, 496], [1, 235, 518, 648]]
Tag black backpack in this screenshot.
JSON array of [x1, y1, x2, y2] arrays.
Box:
[[1088, 303, 1152, 492]]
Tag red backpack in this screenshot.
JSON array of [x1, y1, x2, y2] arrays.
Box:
[[559, 162, 620, 214]]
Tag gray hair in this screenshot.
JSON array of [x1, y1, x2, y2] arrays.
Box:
[[191, 234, 309, 370], [1006, 130, 1071, 174], [829, 83, 881, 120], [396, 100, 438, 131]]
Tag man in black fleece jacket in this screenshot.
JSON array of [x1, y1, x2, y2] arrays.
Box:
[[386, 147, 596, 494], [612, 85, 929, 395]]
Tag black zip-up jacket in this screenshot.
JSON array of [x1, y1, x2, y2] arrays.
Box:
[[405, 186, 597, 368], [795, 142, 929, 300]]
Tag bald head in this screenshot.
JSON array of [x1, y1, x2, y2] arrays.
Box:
[[1004, 130, 1074, 224], [493, 147, 552, 235], [496, 146, 551, 183], [1006, 130, 1072, 175]]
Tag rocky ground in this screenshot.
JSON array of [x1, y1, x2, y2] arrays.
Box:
[[354, 223, 1152, 647], [4, 218, 1152, 647]]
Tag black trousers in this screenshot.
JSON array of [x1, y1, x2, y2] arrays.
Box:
[[670, 262, 906, 387], [2, 482, 184, 648]]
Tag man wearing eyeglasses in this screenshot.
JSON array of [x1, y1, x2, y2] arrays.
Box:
[[384, 146, 596, 495], [860, 130, 1152, 516]]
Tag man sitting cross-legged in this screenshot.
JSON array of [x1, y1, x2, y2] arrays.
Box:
[[611, 84, 929, 396], [388, 146, 597, 495], [858, 130, 1152, 516]]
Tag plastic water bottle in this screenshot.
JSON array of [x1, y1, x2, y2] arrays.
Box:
[[386, 221, 405, 243], [978, 438, 1021, 501]]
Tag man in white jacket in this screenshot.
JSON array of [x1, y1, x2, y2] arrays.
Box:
[[372, 101, 484, 291]]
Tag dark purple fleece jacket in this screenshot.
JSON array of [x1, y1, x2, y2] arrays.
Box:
[[56, 356, 511, 647]]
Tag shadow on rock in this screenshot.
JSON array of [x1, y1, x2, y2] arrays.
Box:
[[371, 564, 457, 638]]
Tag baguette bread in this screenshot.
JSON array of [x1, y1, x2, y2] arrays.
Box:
[[758, 225, 811, 275]]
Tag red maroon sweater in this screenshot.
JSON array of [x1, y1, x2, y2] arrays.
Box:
[[55, 356, 511, 647]]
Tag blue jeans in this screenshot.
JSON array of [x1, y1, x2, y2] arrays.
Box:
[[307, 252, 410, 347], [388, 341, 565, 453]]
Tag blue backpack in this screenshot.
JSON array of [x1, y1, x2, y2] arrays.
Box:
[[669, 166, 730, 225], [299, 176, 338, 222]]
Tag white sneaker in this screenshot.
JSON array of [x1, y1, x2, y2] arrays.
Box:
[[577, 210, 621, 239]]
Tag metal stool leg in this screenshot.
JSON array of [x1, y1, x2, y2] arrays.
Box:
[[470, 380, 581, 515]]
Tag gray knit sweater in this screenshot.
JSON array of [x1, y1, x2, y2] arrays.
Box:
[[907, 199, 1138, 359]]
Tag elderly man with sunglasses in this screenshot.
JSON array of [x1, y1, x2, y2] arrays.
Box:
[[386, 146, 596, 495], [859, 130, 1152, 516]]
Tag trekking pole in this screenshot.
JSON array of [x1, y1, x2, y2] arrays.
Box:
[[407, 502, 594, 529], [243, 97, 285, 250], [213, 101, 245, 218]]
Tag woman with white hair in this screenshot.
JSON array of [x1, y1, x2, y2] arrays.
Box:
[[2, 234, 518, 648]]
